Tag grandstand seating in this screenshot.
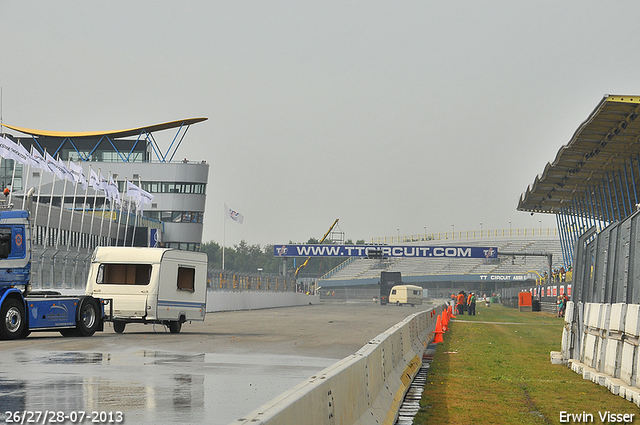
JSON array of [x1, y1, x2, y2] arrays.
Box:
[[320, 235, 564, 283]]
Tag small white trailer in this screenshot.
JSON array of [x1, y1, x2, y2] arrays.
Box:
[[388, 285, 423, 307], [85, 247, 208, 334]]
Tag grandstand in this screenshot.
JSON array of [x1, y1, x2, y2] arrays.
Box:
[[318, 234, 563, 295]]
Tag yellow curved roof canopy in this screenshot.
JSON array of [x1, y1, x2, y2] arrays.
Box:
[[2, 117, 208, 139], [518, 95, 640, 216]]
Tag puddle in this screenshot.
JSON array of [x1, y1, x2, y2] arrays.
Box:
[[0, 349, 335, 425]]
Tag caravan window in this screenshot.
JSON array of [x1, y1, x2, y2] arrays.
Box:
[[97, 264, 152, 285], [177, 267, 195, 292]]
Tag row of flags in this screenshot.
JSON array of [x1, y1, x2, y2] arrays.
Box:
[[0, 135, 154, 212]]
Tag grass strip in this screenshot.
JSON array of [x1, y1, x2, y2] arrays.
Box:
[[414, 303, 639, 424]]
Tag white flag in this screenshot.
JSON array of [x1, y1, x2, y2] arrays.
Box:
[[0, 136, 34, 166], [99, 173, 109, 194], [56, 157, 75, 184], [44, 151, 68, 181], [89, 169, 100, 191], [30, 146, 50, 172], [225, 204, 243, 224], [15, 142, 37, 167], [127, 181, 153, 213], [107, 175, 121, 205], [68, 161, 88, 190]]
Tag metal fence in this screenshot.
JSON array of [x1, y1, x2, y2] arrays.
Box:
[[31, 249, 93, 289], [571, 209, 640, 304], [502, 282, 572, 313], [207, 268, 298, 292], [502, 208, 640, 309]]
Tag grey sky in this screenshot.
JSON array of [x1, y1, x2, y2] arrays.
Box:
[[1, 2, 639, 247]]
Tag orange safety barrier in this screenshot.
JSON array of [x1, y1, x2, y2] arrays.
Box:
[[518, 291, 532, 307]]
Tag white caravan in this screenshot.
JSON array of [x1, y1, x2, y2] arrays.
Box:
[[388, 285, 423, 307], [85, 247, 208, 333]]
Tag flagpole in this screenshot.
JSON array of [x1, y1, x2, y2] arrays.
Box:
[[89, 168, 99, 249], [67, 159, 78, 250], [222, 204, 226, 270], [98, 170, 106, 246], [116, 178, 126, 246], [44, 150, 57, 247], [131, 176, 142, 247], [7, 158, 16, 204], [33, 146, 44, 245], [124, 180, 133, 246], [106, 173, 114, 246], [78, 164, 90, 252], [54, 156, 69, 250], [20, 143, 31, 206], [124, 197, 132, 247]]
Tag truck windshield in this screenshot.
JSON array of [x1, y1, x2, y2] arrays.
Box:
[[96, 263, 152, 285]]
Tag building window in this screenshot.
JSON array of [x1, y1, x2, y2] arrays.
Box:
[[98, 151, 143, 163], [144, 211, 203, 223], [139, 181, 206, 194], [67, 151, 91, 162], [165, 242, 201, 252]]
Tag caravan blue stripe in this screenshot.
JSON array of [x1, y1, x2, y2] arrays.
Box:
[[158, 300, 204, 309]]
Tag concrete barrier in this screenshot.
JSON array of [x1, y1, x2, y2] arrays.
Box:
[[232, 303, 446, 425], [206, 290, 320, 312], [557, 301, 640, 407]]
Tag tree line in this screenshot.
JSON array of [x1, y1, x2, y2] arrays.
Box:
[[201, 238, 365, 278]]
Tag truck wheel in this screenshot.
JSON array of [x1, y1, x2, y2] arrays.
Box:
[[76, 298, 100, 337], [396, 301, 400, 306], [113, 321, 126, 334], [0, 298, 26, 340], [168, 321, 182, 334]]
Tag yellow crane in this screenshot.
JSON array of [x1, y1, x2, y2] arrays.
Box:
[[294, 219, 339, 278]]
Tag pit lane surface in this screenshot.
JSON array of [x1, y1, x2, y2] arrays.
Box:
[[0, 301, 434, 425]]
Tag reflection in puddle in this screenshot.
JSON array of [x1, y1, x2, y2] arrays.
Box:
[[0, 374, 205, 424], [42, 352, 110, 365], [0, 350, 334, 424]]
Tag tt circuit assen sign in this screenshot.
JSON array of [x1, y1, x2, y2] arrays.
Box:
[[273, 244, 498, 259]]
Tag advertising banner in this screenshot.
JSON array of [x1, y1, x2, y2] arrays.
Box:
[[273, 244, 498, 259]]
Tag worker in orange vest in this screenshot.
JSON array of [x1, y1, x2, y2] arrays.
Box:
[[456, 291, 465, 315]]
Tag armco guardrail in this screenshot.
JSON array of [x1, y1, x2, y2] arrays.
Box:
[[233, 303, 446, 425]]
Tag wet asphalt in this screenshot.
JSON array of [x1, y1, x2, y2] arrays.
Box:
[[0, 301, 434, 425]]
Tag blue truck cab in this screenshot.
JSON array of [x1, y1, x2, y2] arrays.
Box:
[[0, 207, 111, 340]]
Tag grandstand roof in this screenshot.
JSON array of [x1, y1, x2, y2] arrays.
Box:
[[1, 117, 208, 139], [517, 95, 640, 218]]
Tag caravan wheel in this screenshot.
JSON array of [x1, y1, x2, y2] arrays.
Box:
[[168, 321, 182, 334], [113, 321, 126, 334]]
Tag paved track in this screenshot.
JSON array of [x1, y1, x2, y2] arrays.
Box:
[[0, 301, 436, 425]]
